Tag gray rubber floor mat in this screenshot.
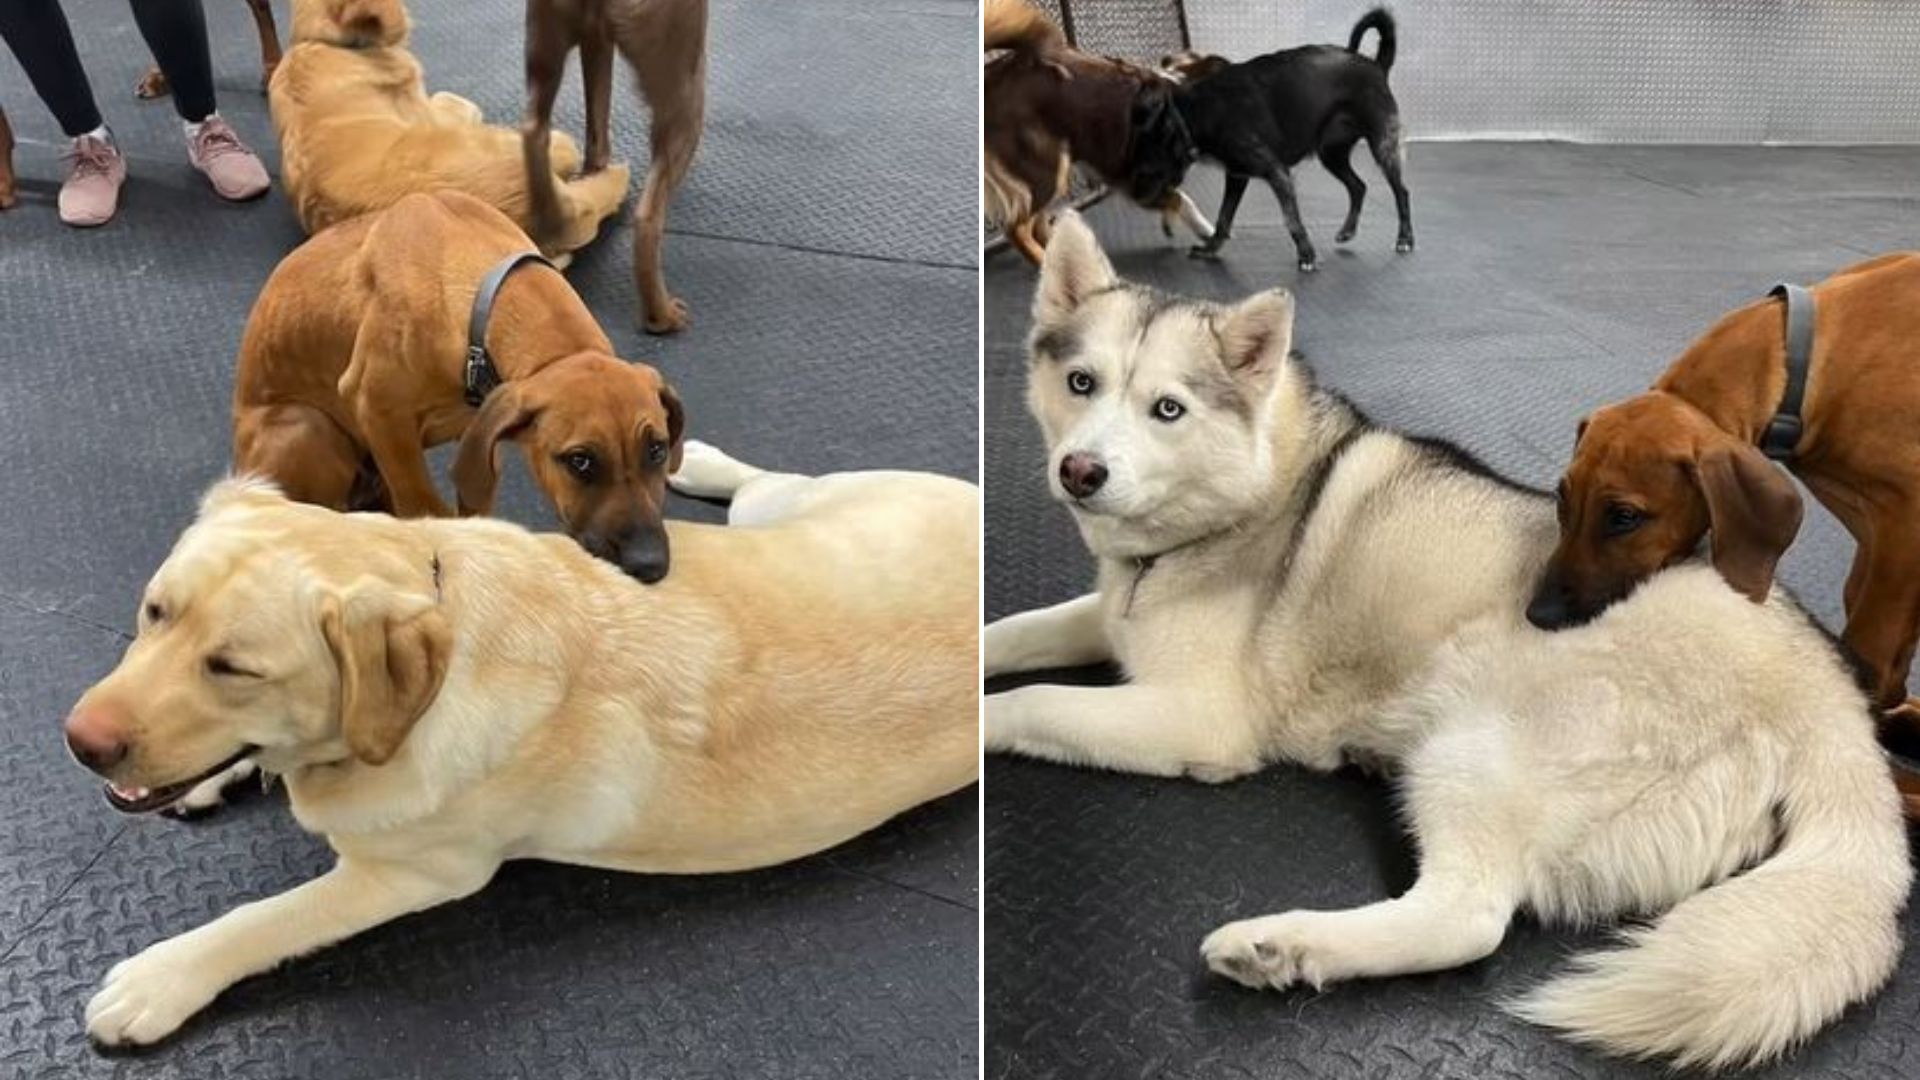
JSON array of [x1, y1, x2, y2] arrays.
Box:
[[0, 1, 978, 1077], [984, 143, 1920, 1080]]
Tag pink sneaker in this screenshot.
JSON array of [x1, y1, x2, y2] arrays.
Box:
[[187, 116, 270, 201], [58, 134, 126, 228]]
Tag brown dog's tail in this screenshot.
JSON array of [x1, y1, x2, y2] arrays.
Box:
[[985, 0, 1067, 55], [1348, 7, 1397, 75], [297, 0, 408, 48]]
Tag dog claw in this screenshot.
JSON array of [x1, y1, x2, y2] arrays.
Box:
[[1396, 237, 1415, 253], [1298, 259, 1318, 273], [644, 296, 691, 336], [1187, 245, 1223, 261]]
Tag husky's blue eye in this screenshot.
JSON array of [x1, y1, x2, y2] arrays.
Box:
[[1153, 397, 1185, 422], [1067, 370, 1095, 395]]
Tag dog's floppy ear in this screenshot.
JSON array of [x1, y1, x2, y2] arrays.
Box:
[[452, 385, 536, 515], [1216, 288, 1295, 381], [320, 583, 451, 766], [1035, 212, 1116, 324], [661, 382, 687, 473], [1689, 442, 1803, 603]]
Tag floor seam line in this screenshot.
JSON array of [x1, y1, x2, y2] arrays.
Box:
[[0, 826, 127, 966], [0, 592, 133, 642], [824, 858, 978, 914], [662, 227, 977, 272]]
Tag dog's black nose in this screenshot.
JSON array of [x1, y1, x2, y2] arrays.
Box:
[[617, 532, 671, 584], [1059, 453, 1108, 499], [1525, 589, 1571, 631]]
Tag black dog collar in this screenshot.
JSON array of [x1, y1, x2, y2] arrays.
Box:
[[1760, 282, 1814, 461], [464, 251, 556, 407]]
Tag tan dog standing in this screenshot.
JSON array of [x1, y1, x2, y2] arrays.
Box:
[[523, 0, 706, 334], [233, 190, 684, 582], [66, 446, 979, 1045], [272, 0, 628, 257], [1529, 252, 1920, 809]]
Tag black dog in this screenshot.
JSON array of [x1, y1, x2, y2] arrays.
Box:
[[1164, 8, 1412, 271]]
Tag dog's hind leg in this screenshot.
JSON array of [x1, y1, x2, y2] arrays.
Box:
[[580, 33, 615, 174], [231, 403, 364, 511], [1189, 174, 1248, 259], [629, 38, 707, 335], [1262, 165, 1318, 272], [986, 683, 1261, 782], [1009, 215, 1048, 265], [668, 439, 766, 501], [985, 595, 1110, 677], [245, 0, 281, 90], [1320, 139, 1367, 243], [521, 14, 573, 247], [1368, 122, 1414, 253]]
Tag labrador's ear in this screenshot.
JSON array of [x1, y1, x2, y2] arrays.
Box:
[[320, 584, 450, 766], [1035, 212, 1116, 325], [1690, 441, 1803, 603], [661, 382, 686, 473], [452, 385, 536, 515]]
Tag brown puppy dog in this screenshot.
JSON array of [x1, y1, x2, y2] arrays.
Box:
[[522, 0, 707, 335], [271, 0, 629, 259], [983, 0, 1207, 265], [135, 0, 281, 99], [232, 190, 685, 582], [1531, 252, 1920, 809], [0, 107, 14, 210]]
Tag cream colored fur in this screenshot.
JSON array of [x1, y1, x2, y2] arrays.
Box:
[[985, 214, 1910, 1070], [78, 443, 978, 1045]]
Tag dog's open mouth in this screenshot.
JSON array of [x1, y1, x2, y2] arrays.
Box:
[[102, 745, 257, 814]]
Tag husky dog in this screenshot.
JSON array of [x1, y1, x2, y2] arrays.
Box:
[[984, 213, 1910, 1069]]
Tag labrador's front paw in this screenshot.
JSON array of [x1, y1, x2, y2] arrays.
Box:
[[86, 940, 224, 1046]]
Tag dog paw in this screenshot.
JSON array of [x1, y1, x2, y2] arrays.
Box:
[[0, 184, 15, 211], [1396, 236, 1415, 254], [1297, 257, 1319, 273], [1334, 228, 1356, 243], [644, 297, 691, 336], [87, 941, 223, 1046], [134, 67, 170, 100], [1187, 245, 1223, 261], [1201, 913, 1334, 992]]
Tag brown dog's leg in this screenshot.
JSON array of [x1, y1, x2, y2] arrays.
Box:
[[1009, 216, 1046, 265], [246, 0, 282, 90], [0, 107, 15, 210], [135, 65, 170, 99], [233, 404, 365, 511], [521, 6, 574, 249], [1840, 535, 1920, 714], [580, 33, 615, 175], [631, 77, 703, 334]]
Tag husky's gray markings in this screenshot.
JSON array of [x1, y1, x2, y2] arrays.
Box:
[[985, 212, 1910, 1070]]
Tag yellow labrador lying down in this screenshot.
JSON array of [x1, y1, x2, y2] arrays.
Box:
[[64, 442, 979, 1046]]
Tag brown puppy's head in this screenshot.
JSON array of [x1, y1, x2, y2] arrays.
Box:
[[1527, 392, 1803, 630], [452, 353, 684, 583], [62, 482, 451, 814]]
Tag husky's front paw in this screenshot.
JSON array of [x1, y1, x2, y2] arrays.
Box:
[[1202, 913, 1334, 991], [87, 940, 224, 1046]]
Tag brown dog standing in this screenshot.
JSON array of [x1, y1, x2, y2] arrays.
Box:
[[522, 0, 707, 335], [1530, 252, 1920, 809], [232, 190, 685, 582]]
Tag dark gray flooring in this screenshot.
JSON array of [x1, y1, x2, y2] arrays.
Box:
[[0, 1, 977, 1077], [985, 145, 1920, 1080]]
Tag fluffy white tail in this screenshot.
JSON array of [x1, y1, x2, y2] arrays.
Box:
[[1513, 727, 1911, 1069]]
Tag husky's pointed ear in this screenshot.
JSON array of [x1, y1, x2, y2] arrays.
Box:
[[1035, 212, 1116, 323], [1217, 288, 1294, 380]]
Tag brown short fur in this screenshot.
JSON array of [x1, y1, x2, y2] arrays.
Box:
[[231, 190, 685, 581], [1535, 252, 1920, 811], [0, 107, 14, 211], [271, 0, 629, 259], [522, 0, 707, 335]]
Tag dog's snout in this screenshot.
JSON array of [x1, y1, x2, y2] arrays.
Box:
[[617, 529, 671, 585], [1525, 578, 1578, 631], [1059, 453, 1109, 499], [65, 703, 129, 772]]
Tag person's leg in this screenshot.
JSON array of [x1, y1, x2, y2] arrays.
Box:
[[0, 0, 106, 136], [128, 0, 214, 122]]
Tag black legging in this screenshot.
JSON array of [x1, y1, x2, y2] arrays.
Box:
[[0, 0, 216, 137]]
